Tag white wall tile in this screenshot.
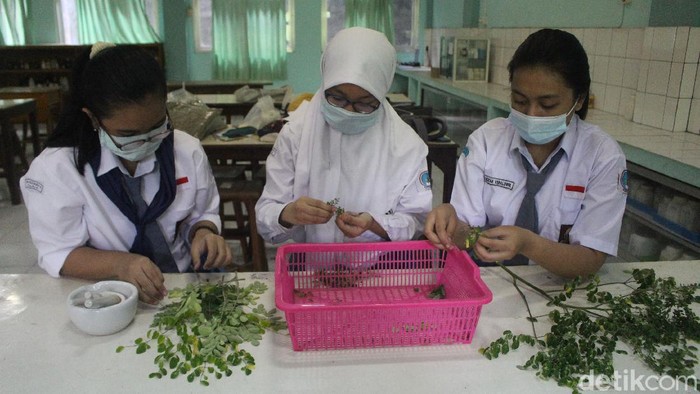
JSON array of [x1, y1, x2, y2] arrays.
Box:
[[604, 85, 621, 114], [596, 29, 612, 57], [583, 29, 598, 56], [637, 60, 649, 93], [591, 82, 605, 110], [681, 63, 698, 99], [651, 27, 676, 62], [675, 98, 691, 132], [622, 59, 640, 89], [673, 27, 690, 63], [633, 93, 645, 123], [620, 88, 636, 120], [667, 62, 683, 98], [611, 29, 628, 57], [694, 63, 700, 98], [645, 61, 671, 96], [607, 57, 625, 87], [686, 28, 700, 64], [642, 93, 665, 128], [593, 56, 609, 84], [626, 28, 644, 59], [688, 99, 700, 134], [662, 98, 678, 131], [641, 28, 654, 60]]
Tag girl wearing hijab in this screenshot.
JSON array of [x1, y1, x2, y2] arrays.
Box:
[[255, 27, 433, 244], [21, 44, 231, 304], [424, 29, 627, 279]]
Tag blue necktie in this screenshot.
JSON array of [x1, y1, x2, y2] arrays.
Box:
[[123, 175, 178, 272], [508, 148, 565, 265]]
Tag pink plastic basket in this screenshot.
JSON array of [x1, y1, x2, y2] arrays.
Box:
[[275, 240, 493, 351]]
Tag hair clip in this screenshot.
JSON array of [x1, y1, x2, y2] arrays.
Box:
[[89, 42, 116, 59]]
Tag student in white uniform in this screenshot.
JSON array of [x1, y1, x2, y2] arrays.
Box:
[[21, 43, 232, 304], [424, 29, 627, 278], [255, 27, 432, 244]]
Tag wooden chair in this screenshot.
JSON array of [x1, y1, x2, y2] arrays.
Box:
[[217, 179, 267, 272]]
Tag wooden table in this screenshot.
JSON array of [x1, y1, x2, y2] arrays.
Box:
[[0, 99, 39, 205], [198, 94, 284, 123], [0, 86, 61, 134], [167, 80, 271, 94], [201, 134, 459, 203], [1, 259, 697, 393]]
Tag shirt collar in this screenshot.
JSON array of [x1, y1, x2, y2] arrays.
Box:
[[95, 144, 157, 177]]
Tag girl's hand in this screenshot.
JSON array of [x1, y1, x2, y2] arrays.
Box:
[[335, 211, 375, 238], [190, 230, 233, 271], [279, 196, 334, 227], [423, 203, 459, 249], [116, 255, 167, 305], [473, 225, 532, 262]]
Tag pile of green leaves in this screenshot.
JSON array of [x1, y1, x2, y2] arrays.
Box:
[[467, 228, 700, 393], [116, 276, 286, 386]]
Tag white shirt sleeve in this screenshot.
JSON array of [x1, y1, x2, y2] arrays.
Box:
[[179, 142, 222, 245], [21, 151, 89, 277], [255, 128, 304, 243], [369, 160, 432, 241], [451, 130, 488, 228]]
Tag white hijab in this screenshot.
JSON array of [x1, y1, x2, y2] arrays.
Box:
[[287, 27, 427, 243]]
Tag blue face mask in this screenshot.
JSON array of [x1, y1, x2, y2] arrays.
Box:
[[508, 102, 577, 145], [99, 121, 171, 162], [321, 99, 382, 135]]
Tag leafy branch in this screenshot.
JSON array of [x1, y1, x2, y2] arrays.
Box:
[[116, 275, 287, 386], [468, 227, 700, 393], [325, 197, 345, 216]]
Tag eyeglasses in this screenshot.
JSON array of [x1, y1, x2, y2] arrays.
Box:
[[103, 117, 173, 151], [325, 92, 380, 114]]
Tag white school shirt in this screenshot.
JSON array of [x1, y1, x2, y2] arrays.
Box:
[[255, 104, 433, 244], [20, 130, 221, 277], [452, 116, 627, 257]]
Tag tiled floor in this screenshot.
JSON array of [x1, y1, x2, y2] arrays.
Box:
[[0, 145, 446, 275]]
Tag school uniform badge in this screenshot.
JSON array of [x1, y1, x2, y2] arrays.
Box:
[[419, 171, 432, 190], [24, 178, 43, 193], [618, 170, 629, 194]]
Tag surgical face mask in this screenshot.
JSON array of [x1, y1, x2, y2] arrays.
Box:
[[321, 99, 381, 135], [98, 119, 171, 162], [508, 102, 578, 145]]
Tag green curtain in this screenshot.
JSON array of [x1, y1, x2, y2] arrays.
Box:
[[77, 0, 160, 44], [0, 0, 27, 45], [344, 0, 394, 44], [212, 0, 287, 81]]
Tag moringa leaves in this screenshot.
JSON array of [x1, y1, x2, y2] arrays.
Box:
[[117, 275, 286, 385]]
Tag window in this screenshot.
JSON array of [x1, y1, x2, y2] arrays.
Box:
[[193, 0, 296, 53], [323, 0, 419, 51], [55, 0, 159, 44]]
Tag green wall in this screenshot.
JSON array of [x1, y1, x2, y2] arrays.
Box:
[[479, 0, 652, 28], [25, 0, 59, 44], [649, 0, 700, 27]]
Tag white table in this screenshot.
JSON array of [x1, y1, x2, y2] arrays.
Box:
[[1, 261, 698, 393]]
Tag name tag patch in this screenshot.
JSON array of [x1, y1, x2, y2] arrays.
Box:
[[24, 178, 43, 193], [484, 175, 514, 190]]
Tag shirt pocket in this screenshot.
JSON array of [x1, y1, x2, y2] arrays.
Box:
[[559, 190, 585, 225]]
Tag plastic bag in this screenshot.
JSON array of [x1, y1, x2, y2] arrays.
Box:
[[166, 88, 225, 140], [233, 85, 261, 103], [239, 95, 282, 130]]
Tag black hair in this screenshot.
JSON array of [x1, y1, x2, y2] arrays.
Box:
[[47, 45, 166, 174], [507, 28, 590, 119]]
